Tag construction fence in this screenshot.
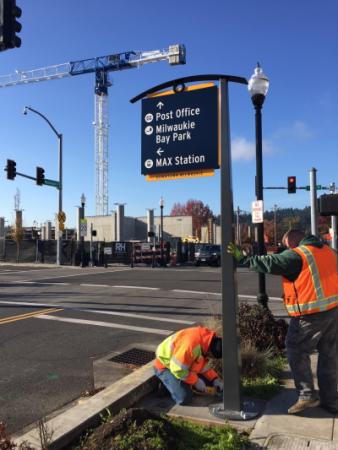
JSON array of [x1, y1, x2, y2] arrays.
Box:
[[0, 239, 197, 266]]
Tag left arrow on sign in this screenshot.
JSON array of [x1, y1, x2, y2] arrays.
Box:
[[156, 148, 164, 156]]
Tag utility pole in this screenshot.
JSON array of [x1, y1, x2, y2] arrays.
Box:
[[330, 182, 338, 251], [236, 206, 241, 245], [310, 168, 319, 236], [273, 204, 278, 246]]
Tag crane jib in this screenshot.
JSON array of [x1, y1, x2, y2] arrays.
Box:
[[0, 44, 186, 216]]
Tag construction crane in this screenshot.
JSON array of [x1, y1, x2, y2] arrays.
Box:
[[0, 44, 186, 215]]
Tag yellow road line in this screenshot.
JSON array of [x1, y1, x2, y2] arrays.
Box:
[[0, 308, 63, 325]]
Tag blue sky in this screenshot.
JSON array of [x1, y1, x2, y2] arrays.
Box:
[[0, 0, 337, 227]]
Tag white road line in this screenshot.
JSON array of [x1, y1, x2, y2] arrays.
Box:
[[113, 285, 160, 290], [238, 294, 282, 302], [80, 283, 110, 288], [0, 300, 194, 325], [172, 290, 282, 302], [0, 268, 56, 275], [173, 289, 220, 295], [84, 309, 194, 325], [36, 315, 173, 336], [15, 281, 70, 286], [12, 267, 131, 283]]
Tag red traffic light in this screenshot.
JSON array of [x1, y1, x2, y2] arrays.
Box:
[[287, 176, 297, 194]]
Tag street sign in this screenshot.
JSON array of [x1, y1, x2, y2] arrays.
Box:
[[44, 178, 60, 188], [252, 200, 264, 223], [141, 84, 218, 179], [80, 219, 87, 237], [58, 211, 66, 222], [141, 242, 151, 251]]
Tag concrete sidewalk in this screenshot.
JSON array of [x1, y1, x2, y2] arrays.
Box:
[[13, 357, 338, 450]]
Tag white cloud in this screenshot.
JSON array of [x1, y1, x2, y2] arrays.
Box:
[[231, 137, 255, 161], [231, 137, 275, 161], [273, 121, 314, 140]]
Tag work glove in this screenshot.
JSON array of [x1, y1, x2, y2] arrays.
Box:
[[213, 378, 224, 393], [193, 378, 207, 393], [227, 242, 244, 263]]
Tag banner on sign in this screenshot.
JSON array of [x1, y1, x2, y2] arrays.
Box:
[[146, 169, 214, 181]]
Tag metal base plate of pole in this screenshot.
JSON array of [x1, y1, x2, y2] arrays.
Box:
[[209, 399, 261, 421]]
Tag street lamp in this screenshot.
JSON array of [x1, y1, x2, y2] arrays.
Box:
[[23, 106, 63, 266], [159, 197, 164, 266], [248, 63, 269, 308], [80, 193, 86, 267], [273, 204, 278, 247]]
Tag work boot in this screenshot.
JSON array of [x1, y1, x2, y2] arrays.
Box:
[[320, 402, 338, 414], [288, 398, 320, 414]]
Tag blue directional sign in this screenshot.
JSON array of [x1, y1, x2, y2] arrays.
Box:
[[141, 85, 218, 177]]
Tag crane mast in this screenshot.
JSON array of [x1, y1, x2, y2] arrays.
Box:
[[0, 44, 186, 215]]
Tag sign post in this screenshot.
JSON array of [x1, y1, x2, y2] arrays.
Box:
[[131, 74, 260, 420]]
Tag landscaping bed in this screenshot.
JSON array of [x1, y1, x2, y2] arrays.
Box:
[[69, 408, 250, 450]]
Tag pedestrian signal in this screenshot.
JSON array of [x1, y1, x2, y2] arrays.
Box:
[[287, 176, 296, 194]]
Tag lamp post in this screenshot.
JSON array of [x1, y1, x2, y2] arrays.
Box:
[[23, 106, 63, 266], [159, 197, 164, 266], [248, 64, 269, 308], [235, 206, 241, 246], [273, 204, 278, 247], [80, 193, 86, 267]]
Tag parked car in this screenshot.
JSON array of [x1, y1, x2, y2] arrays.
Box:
[[194, 244, 221, 266]]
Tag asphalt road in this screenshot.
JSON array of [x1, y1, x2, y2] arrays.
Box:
[[0, 263, 286, 435]]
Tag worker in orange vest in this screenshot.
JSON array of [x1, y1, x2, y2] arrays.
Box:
[[153, 326, 223, 404], [228, 229, 338, 414]]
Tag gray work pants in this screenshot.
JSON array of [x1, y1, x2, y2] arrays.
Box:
[[286, 307, 338, 405]]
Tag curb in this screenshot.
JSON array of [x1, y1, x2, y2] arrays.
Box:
[[14, 362, 157, 450]]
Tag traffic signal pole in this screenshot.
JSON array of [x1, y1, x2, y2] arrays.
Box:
[[310, 167, 319, 237]]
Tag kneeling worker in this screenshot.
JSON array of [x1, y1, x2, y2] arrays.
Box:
[[153, 326, 223, 405]]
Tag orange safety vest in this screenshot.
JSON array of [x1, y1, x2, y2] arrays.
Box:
[[153, 326, 219, 385], [282, 244, 338, 317]]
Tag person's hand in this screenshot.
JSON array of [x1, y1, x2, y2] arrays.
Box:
[[213, 378, 223, 393], [227, 242, 244, 263], [194, 378, 207, 392]]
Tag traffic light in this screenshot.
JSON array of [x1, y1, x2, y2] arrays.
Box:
[[287, 176, 297, 194], [6, 159, 16, 179], [36, 166, 45, 185], [0, 0, 22, 52]]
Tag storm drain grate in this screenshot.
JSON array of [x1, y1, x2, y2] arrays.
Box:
[[110, 348, 155, 368]]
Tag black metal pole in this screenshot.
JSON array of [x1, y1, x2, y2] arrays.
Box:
[[160, 205, 164, 266], [80, 201, 85, 267], [253, 94, 268, 308]]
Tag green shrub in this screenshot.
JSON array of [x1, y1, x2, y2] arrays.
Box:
[[238, 303, 288, 355], [169, 417, 249, 450], [241, 374, 281, 400]]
